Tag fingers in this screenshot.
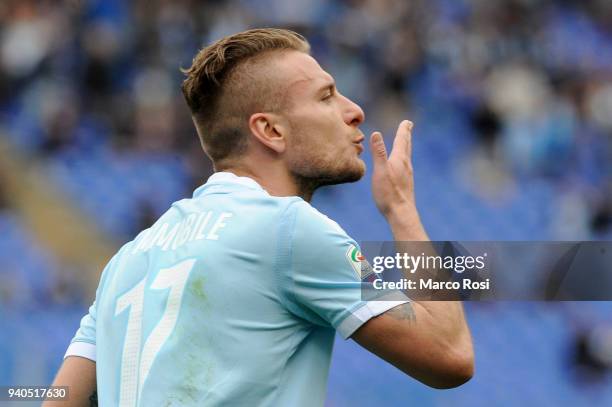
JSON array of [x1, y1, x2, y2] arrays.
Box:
[[390, 120, 413, 162], [370, 131, 388, 171]]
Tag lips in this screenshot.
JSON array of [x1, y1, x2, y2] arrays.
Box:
[[353, 134, 365, 154], [353, 142, 364, 154]]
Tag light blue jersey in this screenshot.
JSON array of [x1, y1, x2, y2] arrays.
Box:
[[66, 172, 406, 406]]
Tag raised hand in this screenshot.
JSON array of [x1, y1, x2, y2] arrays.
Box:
[[370, 120, 416, 217], [369, 120, 427, 240]]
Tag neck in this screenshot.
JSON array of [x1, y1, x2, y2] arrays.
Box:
[[219, 163, 316, 202]]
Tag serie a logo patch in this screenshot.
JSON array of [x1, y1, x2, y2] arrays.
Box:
[[345, 244, 375, 280]]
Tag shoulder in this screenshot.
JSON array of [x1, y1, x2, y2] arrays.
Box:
[[282, 202, 359, 272], [286, 200, 351, 242]]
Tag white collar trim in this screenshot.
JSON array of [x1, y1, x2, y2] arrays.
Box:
[[206, 171, 264, 191]]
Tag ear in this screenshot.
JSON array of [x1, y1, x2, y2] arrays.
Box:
[[248, 112, 288, 154]]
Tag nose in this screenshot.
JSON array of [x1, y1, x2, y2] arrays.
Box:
[[341, 94, 365, 127]]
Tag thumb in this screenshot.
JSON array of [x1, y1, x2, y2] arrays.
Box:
[[370, 132, 388, 173]]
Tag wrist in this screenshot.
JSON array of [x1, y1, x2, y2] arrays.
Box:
[[384, 203, 417, 223], [385, 205, 428, 241]]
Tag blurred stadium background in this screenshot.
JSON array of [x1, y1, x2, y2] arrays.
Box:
[[0, 0, 611, 405]]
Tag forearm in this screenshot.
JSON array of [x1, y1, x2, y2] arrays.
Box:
[[387, 206, 471, 348]]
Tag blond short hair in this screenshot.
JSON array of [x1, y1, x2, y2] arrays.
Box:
[[181, 28, 310, 164]]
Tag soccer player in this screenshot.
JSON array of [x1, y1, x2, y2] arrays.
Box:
[[46, 28, 473, 406]]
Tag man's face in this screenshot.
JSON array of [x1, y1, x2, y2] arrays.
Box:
[[274, 51, 366, 189]]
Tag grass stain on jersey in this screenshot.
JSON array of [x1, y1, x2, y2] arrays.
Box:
[[179, 353, 208, 404], [190, 277, 207, 302]]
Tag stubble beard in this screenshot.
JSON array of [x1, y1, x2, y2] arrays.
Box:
[[290, 152, 365, 201], [287, 123, 365, 200]]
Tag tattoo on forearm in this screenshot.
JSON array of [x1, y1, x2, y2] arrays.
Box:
[[387, 303, 416, 322]]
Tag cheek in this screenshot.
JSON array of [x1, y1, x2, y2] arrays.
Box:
[[299, 140, 333, 163], [287, 113, 347, 160], [288, 136, 333, 171]]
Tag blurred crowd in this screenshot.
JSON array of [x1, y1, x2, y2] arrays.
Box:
[[0, 0, 610, 240]]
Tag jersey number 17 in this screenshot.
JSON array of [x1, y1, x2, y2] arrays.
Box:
[[114, 258, 196, 406]]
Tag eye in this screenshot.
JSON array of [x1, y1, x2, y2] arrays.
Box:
[[320, 84, 336, 102]]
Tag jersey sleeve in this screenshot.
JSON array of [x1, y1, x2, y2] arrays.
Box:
[[64, 253, 117, 361], [279, 202, 408, 339], [64, 300, 98, 361]]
